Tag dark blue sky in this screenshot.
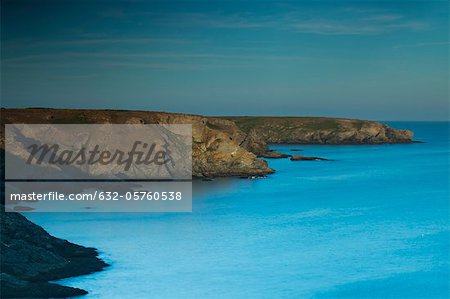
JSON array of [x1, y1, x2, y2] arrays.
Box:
[[1, 0, 448, 120]]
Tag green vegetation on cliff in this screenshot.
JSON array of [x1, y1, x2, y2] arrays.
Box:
[[224, 116, 413, 145]]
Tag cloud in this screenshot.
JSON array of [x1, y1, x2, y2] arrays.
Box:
[[291, 21, 380, 35], [290, 19, 428, 35], [3, 51, 306, 64], [158, 12, 276, 29], [364, 14, 403, 22], [2, 59, 252, 71], [393, 41, 450, 49], [285, 6, 428, 35], [152, 10, 428, 35], [99, 7, 155, 19], [2, 49, 309, 73], [50, 38, 182, 46], [98, 9, 275, 29], [2, 36, 188, 52]]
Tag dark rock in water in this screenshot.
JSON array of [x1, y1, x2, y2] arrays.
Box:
[[291, 148, 303, 152], [240, 175, 268, 179], [0, 210, 109, 298], [1, 274, 87, 298], [12, 206, 35, 211], [259, 151, 291, 159], [290, 155, 330, 161]]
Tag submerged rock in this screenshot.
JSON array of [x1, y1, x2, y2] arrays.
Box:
[[240, 174, 267, 179], [290, 155, 330, 161]]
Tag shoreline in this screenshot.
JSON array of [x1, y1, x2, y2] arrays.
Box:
[[0, 138, 425, 297], [0, 210, 109, 298], [0, 109, 420, 297], [1, 108, 416, 179]]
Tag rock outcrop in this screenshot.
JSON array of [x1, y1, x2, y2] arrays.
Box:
[[0, 210, 108, 298], [259, 151, 291, 159], [225, 116, 414, 153], [290, 155, 330, 161]]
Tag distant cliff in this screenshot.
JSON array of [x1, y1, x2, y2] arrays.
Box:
[[225, 116, 414, 153], [0, 108, 273, 178], [1, 109, 414, 177]]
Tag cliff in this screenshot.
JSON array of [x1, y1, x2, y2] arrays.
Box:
[[1, 109, 414, 177], [226, 116, 414, 153], [0, 108, 273, 178], [0, 210, 109, 298]]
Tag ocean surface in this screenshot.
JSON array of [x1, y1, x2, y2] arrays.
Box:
[[27, 122, 450, 299]]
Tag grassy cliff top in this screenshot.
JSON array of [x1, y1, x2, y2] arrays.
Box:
[[222, 116, 374, 133]]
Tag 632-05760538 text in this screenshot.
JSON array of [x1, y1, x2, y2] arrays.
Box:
[[9, 191, 184, 201]]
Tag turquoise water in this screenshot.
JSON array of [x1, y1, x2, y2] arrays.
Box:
[[27, 122, 450, 298]]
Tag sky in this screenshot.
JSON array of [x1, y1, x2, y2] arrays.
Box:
[[1, 0, 449, 120]]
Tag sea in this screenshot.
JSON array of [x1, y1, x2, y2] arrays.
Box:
[[26, 122, 450, 298]]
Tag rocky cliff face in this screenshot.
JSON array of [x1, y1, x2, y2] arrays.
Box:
[[0, 210, 108, 298], [1, 109, 414, 177], [225, 116, 414, 153], [0, 109, 273, 177]]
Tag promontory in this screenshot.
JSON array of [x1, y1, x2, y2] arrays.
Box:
[[1, 108, 414, 178]]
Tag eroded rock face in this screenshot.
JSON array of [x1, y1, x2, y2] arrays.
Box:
[[0, 109, 274, 177], [1, 109, 415, 177], [226, 117, 414, 146]]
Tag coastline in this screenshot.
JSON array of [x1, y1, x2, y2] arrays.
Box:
[[1, 108, 415, 178], [0, 210, 109, 298], [0, 108, 419, 297], [20, 123, 449, 298]]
